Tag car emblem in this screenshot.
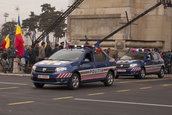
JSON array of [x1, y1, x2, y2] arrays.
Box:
[[42, 68, 47, 72]]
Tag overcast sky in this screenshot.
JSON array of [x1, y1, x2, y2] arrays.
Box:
[[0, 0, 68, 25]]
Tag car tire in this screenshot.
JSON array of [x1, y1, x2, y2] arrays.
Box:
[[136, 68, 146, 79], [34, 83, 44, 88], [104, 71, 114, 86], [68, 73, 80, 90], [158, 67, 165, 78]]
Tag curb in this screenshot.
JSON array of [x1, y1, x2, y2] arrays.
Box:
[[0, 73, 31, 77]]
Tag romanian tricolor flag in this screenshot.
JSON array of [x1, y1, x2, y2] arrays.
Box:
[[1, 34, 10, 50], [15, 16, 24, 56], [95, 41, 102, 53]]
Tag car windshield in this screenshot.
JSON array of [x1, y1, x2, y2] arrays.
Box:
[[121, 53, 145, 60], [49, 49, 84, 61]]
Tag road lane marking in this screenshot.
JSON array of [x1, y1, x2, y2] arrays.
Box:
[[88, 92, 105, 96], [8, 101, 34, 106], [53, 96, 74, 100], [0, 82, 28, 86], [161, 84, 172, 87], [140, 87, 152, 90], [0, 87, 18, 90], [118, 78, 172, 84], [116, 89, 131, 93], [74, 98, 172, 108]]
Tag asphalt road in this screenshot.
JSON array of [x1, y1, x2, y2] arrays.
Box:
[[0, 74, 172, 115]]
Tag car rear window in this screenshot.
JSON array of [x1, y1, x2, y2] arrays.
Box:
[[121, 53, 145, 60]]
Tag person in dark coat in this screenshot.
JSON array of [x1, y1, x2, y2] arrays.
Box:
[[33, 43, 39, 62], [28, 46, 36, 66], [7, 44, 16, 72], [45, 41, 52, 58], [51, 44, 60, 54]]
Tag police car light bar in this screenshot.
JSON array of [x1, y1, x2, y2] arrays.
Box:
[[68, 44, 94, 49], [130, 48, 156, 53], [130, 48, 146, 53]]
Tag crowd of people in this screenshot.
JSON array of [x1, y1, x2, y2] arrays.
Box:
[[0, 41, 64, 73], [160, 51, 172, 74], [1, 43, 172, 74]]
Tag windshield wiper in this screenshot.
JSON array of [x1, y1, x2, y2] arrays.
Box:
[[59, 59, 71, 61]]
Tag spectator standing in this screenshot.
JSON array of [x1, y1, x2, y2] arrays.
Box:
[[1, 50, 9, 72], [28, 46, 36, 67], [7, 44, 16, 72], [45, 41, 52, 58], [23, 45, 29, 68], [38, 42, 45, 61], [33, 43, 39, 62], [59, 42, 64, 49], [51, 44, 60, 54]]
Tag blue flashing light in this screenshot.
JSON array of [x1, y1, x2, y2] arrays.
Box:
[[74, 45, 77, 48], [68, 44, 94, 49]]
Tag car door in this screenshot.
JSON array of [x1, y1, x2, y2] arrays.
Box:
[[93, 51, 108, 80], [79, 51, 95, 81], [145, 53, 154, 73], [151, 52, 162, 73]]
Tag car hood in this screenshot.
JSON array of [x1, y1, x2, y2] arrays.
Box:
[[35, 60, 72, 67], [117, 60, 142, 64]]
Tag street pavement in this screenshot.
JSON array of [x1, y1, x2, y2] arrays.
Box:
[[0, 74, 172, 115]]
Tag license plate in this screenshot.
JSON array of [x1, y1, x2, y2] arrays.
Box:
[[38, 75, 50, 79], [117, 69, 126, 72]]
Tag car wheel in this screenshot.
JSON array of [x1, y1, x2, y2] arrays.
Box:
[[68, 73, 80, 90], [104, 71, 114, 86], [34, 83, 44, 88], [136, 68, 146, 79], [158, 67, 165, 78]]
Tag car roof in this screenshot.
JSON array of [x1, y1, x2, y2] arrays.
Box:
[[62, 48, 94, 52]]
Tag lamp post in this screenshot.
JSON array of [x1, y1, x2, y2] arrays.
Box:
[[3, 13, 9, 23]]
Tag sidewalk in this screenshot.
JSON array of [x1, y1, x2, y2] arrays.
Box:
[[0, 72, 31, 77]]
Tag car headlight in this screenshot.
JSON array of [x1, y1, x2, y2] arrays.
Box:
[[55, 67, 67, 72], [32, 65, 36, 71], [130, 64, 138, 67]]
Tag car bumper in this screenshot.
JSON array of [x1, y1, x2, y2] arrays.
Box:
[[117, 67, 141, 76], [31, 72, 72, 85]]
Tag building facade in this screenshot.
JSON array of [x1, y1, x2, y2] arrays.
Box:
[[67, 0, 172, 51]]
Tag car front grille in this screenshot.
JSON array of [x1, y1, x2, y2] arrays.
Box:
[[117, 64, 130, 68], [35, 67, 56, 73], [32, 77, 57, 82]]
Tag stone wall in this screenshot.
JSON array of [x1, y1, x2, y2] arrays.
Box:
[[67, 0, 172, 50]]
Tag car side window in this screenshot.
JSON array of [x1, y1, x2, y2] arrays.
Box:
[[84, 52, 93, 62], [146, 53, 153, 60], [152, 53, 159, 60], [95, 52, 106, 62]]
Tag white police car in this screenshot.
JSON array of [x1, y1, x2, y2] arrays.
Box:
[[116, 49, 165, 79], [31, 45, 116, 89]]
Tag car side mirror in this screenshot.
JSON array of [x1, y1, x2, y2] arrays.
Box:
[[44, 57, 48, 60], [147, 56, 151, 61], [83, 58, 90, 63]]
